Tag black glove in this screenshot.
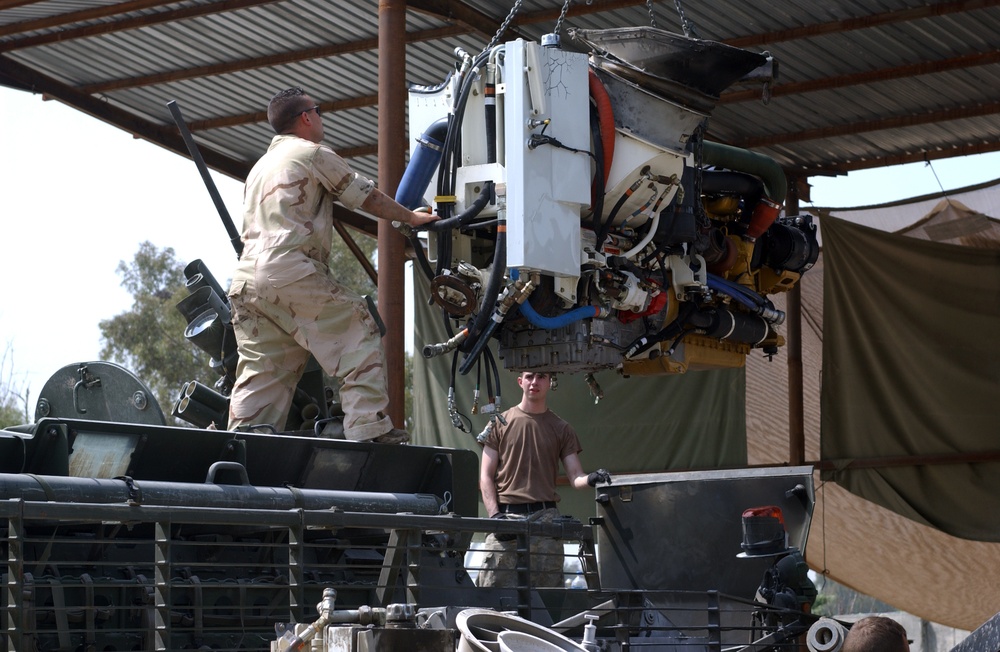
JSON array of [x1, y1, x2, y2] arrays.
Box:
[[491, 511, 516, 541], [587, 469, 612, 487]]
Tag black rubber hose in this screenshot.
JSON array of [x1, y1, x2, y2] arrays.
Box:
[[589, 101, 606, 239], [483, 340, 501, 403], [460, 317, 499, 376], [425, 55, 498, 235], [434, 52, 490, 274], [424, 181, 494, 232], [410, 231, 435, 282], [482, 346, 493, 404], [597, 186, 632, 250], [460, 224, 506, 355], [700, 169, 765, 198], [624, 302, 697, 358]]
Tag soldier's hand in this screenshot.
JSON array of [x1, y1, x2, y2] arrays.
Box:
[[490, 512, 508, 520], [410, 208, 440, 227], [587, 469, 612, 487]]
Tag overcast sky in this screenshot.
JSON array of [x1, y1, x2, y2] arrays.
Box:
[[3, 86, 1000, 408]]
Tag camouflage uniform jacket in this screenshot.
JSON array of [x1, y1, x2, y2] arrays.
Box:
[[233, 134, 374, 285]]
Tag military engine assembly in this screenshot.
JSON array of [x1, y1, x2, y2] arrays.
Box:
[[403, 27, 818, 378]]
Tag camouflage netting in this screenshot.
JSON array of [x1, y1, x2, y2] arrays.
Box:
[[749, 182, 1000, 631]]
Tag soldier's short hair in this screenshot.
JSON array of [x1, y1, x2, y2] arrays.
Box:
[[843, 616, 909, 652], [268, 87, 313, 134]]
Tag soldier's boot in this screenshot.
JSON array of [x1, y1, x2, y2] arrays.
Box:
[[372, 429, 410, 444]]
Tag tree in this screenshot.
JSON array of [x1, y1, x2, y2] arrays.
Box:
[[403, 349, 415, 429], [97, 232, 411, 429], [99, 242, 212, 421], [811, 574, 899, 617], [0, 342, 30, 428], [329, 230, 376, 297]]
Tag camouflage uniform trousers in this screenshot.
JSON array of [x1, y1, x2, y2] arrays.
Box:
[[475, 507, 565, 588], [227, 269, 393, 440]]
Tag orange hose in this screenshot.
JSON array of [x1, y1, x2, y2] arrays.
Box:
[[589, 70, 615, 201]]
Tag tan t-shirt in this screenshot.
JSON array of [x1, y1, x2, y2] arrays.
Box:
[[484, 406, 582, 505]]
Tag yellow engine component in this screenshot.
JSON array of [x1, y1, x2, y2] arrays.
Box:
[[717, 235, 757, 289], [622, 333, 751, 376], [720, 234, 806, 296], [755, 267, 802, 294], [704, 195, 741, 218]]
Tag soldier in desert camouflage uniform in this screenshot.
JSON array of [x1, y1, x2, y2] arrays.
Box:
[[227, 87, 437, 441]]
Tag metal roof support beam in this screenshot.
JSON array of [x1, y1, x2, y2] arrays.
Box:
[[76, 25, 464, 95], [5, 0, 649, 54], [721, 49, 1000, 104], [785, 178, 805, 467], [0, 0, 276, 45], [0, 0, 46, 9], [378, 0, 408, 429], [27, 0, 648, 92], [0, 53, 251, 180], [406, 0, 527, 41], [186, 94, 378, 131], [737, 100, 1000, 148], [841, 140, 1000, 172], [512, 0, 650, 23], [771, 137, 1000, 179], [406, 0, 650, 41], [332, 206, 379, 240], [724, 0, 1000, 48], [0, 58, 380, 239], [333, 220, 378, 286]]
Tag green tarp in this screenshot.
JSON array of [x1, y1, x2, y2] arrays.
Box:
[[820, 215, 1000, 542], [410, 269, 748, 520]]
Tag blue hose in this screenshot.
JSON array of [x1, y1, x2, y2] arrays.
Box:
[[707, 273, 765, 310], [510, 269, 599, 329], [395, 118, 448, 209], [518, 298, 600, 329]]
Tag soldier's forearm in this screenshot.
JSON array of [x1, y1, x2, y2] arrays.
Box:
[[481, 481, 500, 517], [361, 188, 413, 225]]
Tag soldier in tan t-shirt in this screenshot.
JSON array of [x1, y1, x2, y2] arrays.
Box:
[[843, 616, 910, 652], [476, 371, 612, 588], [226, 87, 438, 440]]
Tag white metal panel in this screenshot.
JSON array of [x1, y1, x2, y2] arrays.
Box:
[[503, 40, 590, 277]]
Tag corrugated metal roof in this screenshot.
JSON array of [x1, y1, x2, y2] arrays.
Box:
[[3, 0, 1000, 205]]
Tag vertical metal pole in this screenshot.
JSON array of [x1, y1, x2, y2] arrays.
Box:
[[404, 529, 420, 606], [288, 513, 305, 622], [6, 505, 24, 651], [706, 590, 721, 650], [376, 529, 404, 607], [516, 535, 531, 620], [377, 0, 408, 428], [785, 177, 806, 465], [153, 520, 171, 651]]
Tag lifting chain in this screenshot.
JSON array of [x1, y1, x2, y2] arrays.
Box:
[[554, 0, 573, 37], [484, 0, 524, 54], [646, 0, 658, 28], [672, 0, 700, 38]]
